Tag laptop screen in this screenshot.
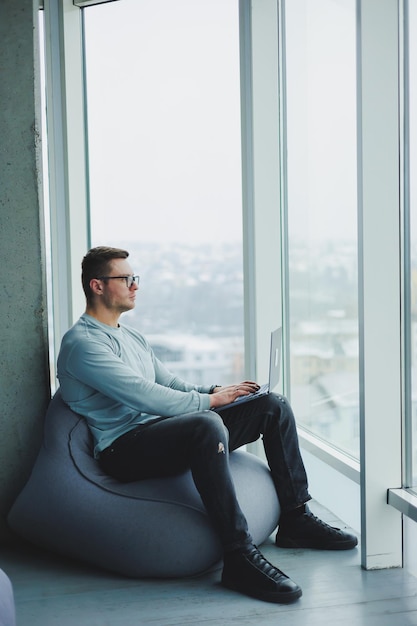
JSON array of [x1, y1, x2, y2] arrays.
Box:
[[268, 327, 282, 392]]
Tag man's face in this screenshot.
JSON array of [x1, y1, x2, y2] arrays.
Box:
[[97, 258, 139, 314]]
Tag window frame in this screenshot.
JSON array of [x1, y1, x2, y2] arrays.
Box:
[[387, 0, 417, 532], [43, 0, 417, 572], [356, 0, 402, 569], [42, 0, 89, 366]]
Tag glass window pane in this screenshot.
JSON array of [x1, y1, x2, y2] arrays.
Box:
[[83, 0, 244, 385], [285, 0, 359, 457]]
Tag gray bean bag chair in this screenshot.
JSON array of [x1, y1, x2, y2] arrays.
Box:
[[0, 568, 15, 626], [8, 391, 280, 578]]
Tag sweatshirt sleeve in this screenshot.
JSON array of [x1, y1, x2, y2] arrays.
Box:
[[150, 351, 212, 394], [59, 331, 212, 418]]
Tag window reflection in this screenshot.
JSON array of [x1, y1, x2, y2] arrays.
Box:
[[285, 0, 359, 457]]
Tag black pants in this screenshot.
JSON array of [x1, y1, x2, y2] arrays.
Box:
[[99, 393, 311, 552]]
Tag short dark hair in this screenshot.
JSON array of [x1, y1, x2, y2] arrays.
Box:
[[82, 246, 129, 303]]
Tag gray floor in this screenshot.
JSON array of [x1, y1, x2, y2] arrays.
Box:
[[2, 502, 417, 626]]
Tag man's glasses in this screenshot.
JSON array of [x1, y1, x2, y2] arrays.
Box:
[[97, 275, 140, 288]]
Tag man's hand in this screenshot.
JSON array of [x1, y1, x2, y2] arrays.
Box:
[[209, 381, 260, 409]]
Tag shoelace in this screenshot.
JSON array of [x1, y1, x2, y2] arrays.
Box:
[[304, 510, 341, 535], [245, 546, 286, 581]]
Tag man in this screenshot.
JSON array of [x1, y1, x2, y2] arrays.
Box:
[[57, 246, 357, 604]]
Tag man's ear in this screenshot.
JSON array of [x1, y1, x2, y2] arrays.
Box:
[[90, 278, 103, 295]]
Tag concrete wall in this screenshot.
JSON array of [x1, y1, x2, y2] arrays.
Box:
[[0, 0, 50, 541]]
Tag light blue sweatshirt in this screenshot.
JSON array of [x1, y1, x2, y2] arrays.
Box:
[[57, 313, 212, 457]]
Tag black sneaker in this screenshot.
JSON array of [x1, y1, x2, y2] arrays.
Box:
[[221, 544, 302, 604], [276, 506, 358, 550]]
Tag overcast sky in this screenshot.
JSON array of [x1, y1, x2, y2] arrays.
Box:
[[84, 0, 243, 246]]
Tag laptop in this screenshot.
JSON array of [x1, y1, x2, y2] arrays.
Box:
[[216, 327, 282, 411]]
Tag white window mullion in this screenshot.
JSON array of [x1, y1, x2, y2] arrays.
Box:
[[43, 0, 88, 360], [356, 0, 403, 569], [239, 0, 284, 384]]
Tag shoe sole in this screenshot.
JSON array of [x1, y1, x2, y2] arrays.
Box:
[[221, 577, 303, 604], [276, 536, 358, 550]]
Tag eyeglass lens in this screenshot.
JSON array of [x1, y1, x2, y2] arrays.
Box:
[[127, 275, 140, 288]]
